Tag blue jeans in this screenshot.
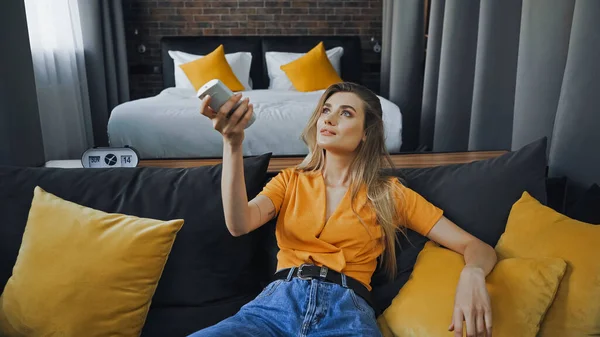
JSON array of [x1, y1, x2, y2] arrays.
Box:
[[188, 269, 382, 337]]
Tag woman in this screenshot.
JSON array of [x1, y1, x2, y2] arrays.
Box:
[[190, 83, 496, 337]]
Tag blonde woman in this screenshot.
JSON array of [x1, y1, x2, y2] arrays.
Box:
[[189, 83, 497, 337]]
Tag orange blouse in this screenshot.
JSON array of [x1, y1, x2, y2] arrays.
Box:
[[259, 168, 443, 290]]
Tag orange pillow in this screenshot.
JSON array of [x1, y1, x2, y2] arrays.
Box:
[[179, 44, 245, 92], [495, 192, 600, 337], [383, 241, 567, 337], [0, 187, 184, 336], [280, 42, 343, 92]]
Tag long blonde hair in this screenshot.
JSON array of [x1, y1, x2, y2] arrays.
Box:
[[297, 82, 406, 279]]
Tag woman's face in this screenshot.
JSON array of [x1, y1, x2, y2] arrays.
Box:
[[316, 92, 366, 154]]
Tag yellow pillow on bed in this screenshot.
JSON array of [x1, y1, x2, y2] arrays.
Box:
[[280, 42, 343, 92], [179, 44, 245, 92]]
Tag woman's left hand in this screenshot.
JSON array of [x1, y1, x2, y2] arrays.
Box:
[[448, 265, 493, 337]]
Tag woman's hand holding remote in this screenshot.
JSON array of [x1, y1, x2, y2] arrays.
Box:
[[199, 93, 254, 147], [199, 92, 255, 237]]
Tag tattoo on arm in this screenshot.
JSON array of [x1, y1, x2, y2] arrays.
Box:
[[252, 201, 262, 222]]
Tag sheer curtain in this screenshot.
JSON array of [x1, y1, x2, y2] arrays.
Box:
[[24, 0, 93, 161]]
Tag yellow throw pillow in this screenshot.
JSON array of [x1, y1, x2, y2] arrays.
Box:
[[280, 41, 343, 92], [496, 191, 600, 337], [384, 241, 566, 337], [377, 315, 395, 337], [0, 187, 184, 337], [179, 44, 245, 92]]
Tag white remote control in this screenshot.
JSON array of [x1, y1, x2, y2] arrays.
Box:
[[197, 79, 256, 128]]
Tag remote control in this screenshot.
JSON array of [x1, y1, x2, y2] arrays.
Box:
[[197, 79, 256, 128]]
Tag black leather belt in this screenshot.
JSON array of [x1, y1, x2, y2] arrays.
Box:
[[273, 264, 374, 309]]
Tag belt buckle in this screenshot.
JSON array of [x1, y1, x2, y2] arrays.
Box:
[[297, 264, 313, 280]]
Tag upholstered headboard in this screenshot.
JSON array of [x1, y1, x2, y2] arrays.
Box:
[[160, 36, 363, 90]]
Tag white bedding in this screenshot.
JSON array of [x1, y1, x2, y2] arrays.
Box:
[[107, 88, 402, 159]]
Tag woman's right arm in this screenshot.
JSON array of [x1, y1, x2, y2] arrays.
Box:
[[222, 141, 276, 236], [200, 93, 276, 237]]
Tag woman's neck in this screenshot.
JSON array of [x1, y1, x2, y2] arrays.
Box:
[[322, 151, 354, 187]]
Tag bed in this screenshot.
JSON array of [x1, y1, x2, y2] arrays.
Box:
[[108, 36, 403, 159]]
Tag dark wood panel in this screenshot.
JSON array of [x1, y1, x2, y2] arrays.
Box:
[[138, 151, 507, 173]]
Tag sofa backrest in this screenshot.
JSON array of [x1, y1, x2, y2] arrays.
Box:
[[0, 140, 555, 333]]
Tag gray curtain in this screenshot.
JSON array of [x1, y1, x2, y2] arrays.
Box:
[[382, 0, 600, 191], [548, 0, 600, 192], [78, 0, 130, 147], [380, 0, 424, 151], [0, 0, 45, 166]]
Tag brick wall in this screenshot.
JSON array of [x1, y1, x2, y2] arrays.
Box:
[[124, 0, 382, 99]]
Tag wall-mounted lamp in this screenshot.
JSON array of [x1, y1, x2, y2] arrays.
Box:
[[370, 37, 382, 53], [133, 27, 146, 54]]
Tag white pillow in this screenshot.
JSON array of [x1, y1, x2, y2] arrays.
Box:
[[265, 46, 344, 91], [168, 50, 253, 91]]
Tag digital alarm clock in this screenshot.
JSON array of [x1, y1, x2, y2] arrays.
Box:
[[81, 146, 139, 168]]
